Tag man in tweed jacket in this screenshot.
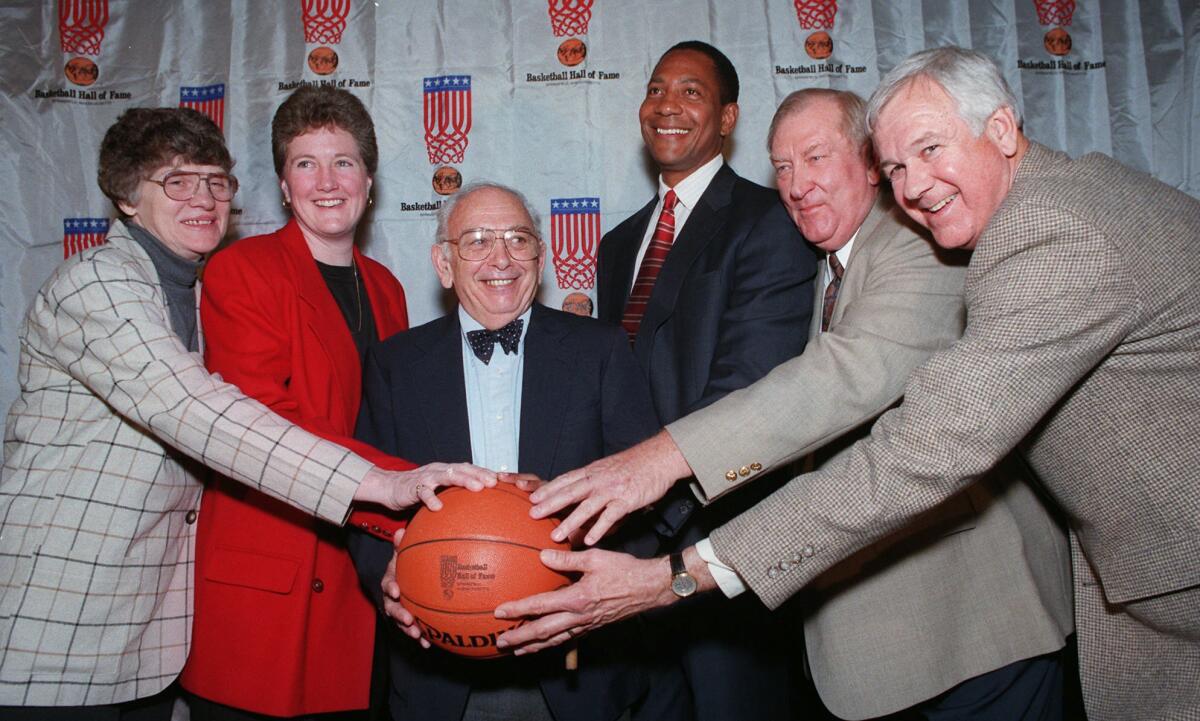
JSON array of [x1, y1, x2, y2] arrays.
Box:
[[500, 48, 1199, 720]]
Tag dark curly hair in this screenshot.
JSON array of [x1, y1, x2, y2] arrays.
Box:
[[271, 85, 378, 176], [661, 41, 740, 105], [98, 107, 233, 209]]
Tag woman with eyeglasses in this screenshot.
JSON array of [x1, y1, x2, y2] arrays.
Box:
[[180, 85, 421, 721], [0, 108, 490, 721]]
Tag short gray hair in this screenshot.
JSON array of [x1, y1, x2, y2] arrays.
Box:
[[434, 181, 542, 256], [865, 46, 1022, 136], [768, 88, 869, 160]]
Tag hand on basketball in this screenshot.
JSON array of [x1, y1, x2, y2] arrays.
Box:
[[492, 548, 677, 655], [385, 462, 498, 511], [528, 430, 693, 546], [497, 472, 544, 493], [380, 528, 431, 649]]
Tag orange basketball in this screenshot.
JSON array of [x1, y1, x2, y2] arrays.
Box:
[[395, 484, 570, 658]]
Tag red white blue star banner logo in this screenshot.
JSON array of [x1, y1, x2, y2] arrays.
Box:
[[423, 75, 472, 165], [550, 197, 600, 290], [63, 217, 109, 259], [179, 83, 226, 132]]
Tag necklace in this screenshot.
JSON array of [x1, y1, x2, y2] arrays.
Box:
[[351, 259, 363, 333]]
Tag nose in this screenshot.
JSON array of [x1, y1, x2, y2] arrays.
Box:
[[901, 162, 933, 202], [316, 164, 338, 191], [189, 178, 217, 209], [787, 169, 815, 202], [486, 236, 512, 268]]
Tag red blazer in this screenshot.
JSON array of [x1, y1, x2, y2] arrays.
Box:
[[180, 219, 411, 716]]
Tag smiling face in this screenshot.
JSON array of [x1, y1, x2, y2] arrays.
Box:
[[639, 49, 738, 187], [874, 78, 1021, 250], [771, 97, 878, 253], [280, 125, 372, 251], [432, 187, 545, 330], [118, 161, 231, 261]]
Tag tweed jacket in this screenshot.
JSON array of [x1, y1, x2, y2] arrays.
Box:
[[702, 144, 1200, 714], [671, 197, 1072, 719], [0, 221, 371, 706]]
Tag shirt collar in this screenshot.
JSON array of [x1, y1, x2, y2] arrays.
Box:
[[658, 154, 724, 211], [458, 305, 532, 345]]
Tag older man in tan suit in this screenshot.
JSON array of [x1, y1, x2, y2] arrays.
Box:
[[499, 48, 1200, 721]]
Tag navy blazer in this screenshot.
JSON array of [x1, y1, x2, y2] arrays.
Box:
[[598, 163, 817, 535], [348, 303, 669, 721]]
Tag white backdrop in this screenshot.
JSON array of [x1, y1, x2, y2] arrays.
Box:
[[2, 0, 1198, 444]]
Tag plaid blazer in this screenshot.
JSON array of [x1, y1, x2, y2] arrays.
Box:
[[706, 143, 1200, 717], [0, 220, 371, 706]]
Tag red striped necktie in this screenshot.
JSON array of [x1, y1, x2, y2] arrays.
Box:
[[622, 189, 678, 344]]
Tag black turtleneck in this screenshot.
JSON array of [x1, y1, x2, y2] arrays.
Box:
[[125, 222, 203, 352]]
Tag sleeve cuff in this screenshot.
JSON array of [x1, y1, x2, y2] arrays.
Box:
[[695, 537, 746, 598]]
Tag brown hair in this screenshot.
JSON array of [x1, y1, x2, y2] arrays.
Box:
[[271, 85, 378, 176], [97, 107, 232, 209]]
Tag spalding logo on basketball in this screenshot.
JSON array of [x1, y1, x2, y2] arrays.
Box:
[[394, 484, 570, 658]]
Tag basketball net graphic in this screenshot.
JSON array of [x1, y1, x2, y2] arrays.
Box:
[[794, 0, 836, 30], [301, 0, 350, 44], [440, 555, 458, 600], [59, 0, 109, 56], [550, 198, 600, 290], [548, 0, 593, 37], [1033, 0, 1075, 26], [423, 76, 472, 166]]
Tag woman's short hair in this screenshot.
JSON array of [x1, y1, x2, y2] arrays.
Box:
[[271, 85, 378, 176], [98, 107, 232, 208]]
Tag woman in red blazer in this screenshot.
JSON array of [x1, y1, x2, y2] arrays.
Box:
[[181, 86, 413, 720]]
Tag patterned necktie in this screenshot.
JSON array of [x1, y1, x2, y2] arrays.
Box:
[[622, 189, 678, 344], [466, 318, 524, 364], [821, 253, 844, 333]]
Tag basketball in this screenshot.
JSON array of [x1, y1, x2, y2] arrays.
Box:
[[394, 484, 571, 658]]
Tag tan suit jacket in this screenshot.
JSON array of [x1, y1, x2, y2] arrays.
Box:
[[694, 144, 1200, 718], [671, 197, 1072, 719], [0, 221, 371, 706]]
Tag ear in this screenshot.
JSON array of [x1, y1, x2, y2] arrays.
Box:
[[431, 243, 455, 290], [719, 102, 739, 137], [117, 199, 138, 218], [279, 177, 291, 205], [866, 164, 881, 187], [984, 105, 1020, 158]]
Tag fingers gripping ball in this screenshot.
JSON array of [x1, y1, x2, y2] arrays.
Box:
[[394, 485, 570, 658]]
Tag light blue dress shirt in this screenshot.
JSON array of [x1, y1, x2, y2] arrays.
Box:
[[458, 306, 530, 473]]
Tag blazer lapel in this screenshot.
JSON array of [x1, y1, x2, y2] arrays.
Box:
[[410, 314, 474, 464], [823, 195, 890, 333], [602, 198, 656, 322], [518, 305, 571, 479], [634, 164, 736, 358]]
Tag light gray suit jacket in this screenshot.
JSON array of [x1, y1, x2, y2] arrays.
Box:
[[0, 221, 372, 706], [696, 144, 1200, 717], [670, 197, 1072, 719]]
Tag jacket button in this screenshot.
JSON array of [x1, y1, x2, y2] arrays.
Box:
[[738, 466, 750, 477], [802, 545, 815, 558], [312, 578, 325, 593], [750, 462, 762, 471], [767, 567, 779, 579], [725, 470, 738, 481], [372, 525, 382, 534], [185, 510, 197, 524]]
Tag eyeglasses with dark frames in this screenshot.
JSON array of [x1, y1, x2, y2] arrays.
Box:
[[145, 170, 239, 202]]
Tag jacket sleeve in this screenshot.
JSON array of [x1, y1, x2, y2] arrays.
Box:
[[38, 246, 371, 524]]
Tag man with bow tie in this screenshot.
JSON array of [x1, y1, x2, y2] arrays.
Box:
[[347, 181, 688, 721]]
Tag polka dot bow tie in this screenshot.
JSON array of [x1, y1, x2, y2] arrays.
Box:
[[466, 318, 524, 364]]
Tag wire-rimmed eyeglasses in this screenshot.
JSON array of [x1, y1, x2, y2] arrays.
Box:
[[442, 227, 541, 261], [145, 170, 239, 202]]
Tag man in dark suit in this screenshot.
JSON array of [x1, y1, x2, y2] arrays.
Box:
[[593, 40, 817, 721], [348, 182, 687, 721]]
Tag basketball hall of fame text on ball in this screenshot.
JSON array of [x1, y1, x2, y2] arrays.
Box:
[[1035, 0, 1075, 57], [60, 0, 109, 86], [795, 0, 836, 59]]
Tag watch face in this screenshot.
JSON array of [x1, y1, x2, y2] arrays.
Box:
[[671, 573, 698, 597]]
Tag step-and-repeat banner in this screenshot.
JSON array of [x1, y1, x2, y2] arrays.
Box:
[[1, 0, 1197, 436]]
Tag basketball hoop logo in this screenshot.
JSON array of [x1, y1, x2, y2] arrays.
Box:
[[550, 197, 600, 290], [548, 0, 593, 38], [794, 0, 836, 59], [63, 218, 109, 259], [1033, 0, 1075, 56], [301, 0, 349, 74], [59, 0, 108, 56], [423, 75, 472, 166], [301, 0, 349, 44]]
